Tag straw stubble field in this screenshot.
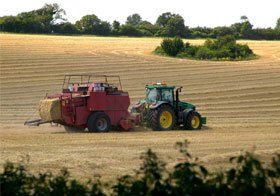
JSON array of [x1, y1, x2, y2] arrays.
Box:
[[0, 34, 280, 180]]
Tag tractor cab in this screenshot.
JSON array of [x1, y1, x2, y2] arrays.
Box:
[[145, 82, 194, 110], [145, 82, 174, 104]]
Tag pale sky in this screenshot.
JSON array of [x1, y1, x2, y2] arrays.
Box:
[[1, 0, 279, 28]]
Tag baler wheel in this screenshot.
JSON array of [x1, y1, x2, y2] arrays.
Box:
[[87, 112, 111, 132], [151, 104, 175, 131], [64, 126, 85, 132], [183, 111, 202, 130]]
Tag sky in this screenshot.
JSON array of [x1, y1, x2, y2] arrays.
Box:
[[1, 0, 279, 28]]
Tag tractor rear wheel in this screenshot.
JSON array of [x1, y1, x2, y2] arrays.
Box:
[[64, 126, 85, 132], [87, 112, 111, 132], [151, 104, 175, 131], [183, 111, 202, 130]]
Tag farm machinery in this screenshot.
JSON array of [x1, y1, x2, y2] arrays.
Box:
[[132, 82, 206, 130], [25, 74, 206, 132]]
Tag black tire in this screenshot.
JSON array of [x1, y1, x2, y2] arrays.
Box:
[[151, 104, 175, 131], [87, 112, 111, 132], [183, 111, 202, 130], [141, 109, 152, 127], [146, 109, 153, 128], [64, 126, 85, 132]]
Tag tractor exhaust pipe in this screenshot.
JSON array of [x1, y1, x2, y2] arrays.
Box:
[[175, 86, 183, 110]]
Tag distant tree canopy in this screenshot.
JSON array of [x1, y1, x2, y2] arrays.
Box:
[[0, 4, 279, 40], [0, 3, 65, 33], [276, 18, 280, 31], [75, 14, 111, 35], [155, 12, 188, 37], [126, 13, 142, 26]]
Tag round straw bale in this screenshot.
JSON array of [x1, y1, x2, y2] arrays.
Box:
[[38, 98, 61, 121]]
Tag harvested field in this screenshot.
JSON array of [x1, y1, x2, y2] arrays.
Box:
[[0, 34, 280, 180]]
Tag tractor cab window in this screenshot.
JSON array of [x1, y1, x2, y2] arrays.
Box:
[[161, 89, 173, 102], [146, 88, 160, 103]]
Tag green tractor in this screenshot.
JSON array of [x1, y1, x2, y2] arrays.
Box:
[[132, 82, 206, 131]]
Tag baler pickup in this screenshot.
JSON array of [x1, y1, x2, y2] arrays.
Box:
[[24, 119, 48, 126]]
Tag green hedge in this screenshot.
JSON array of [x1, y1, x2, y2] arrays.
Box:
[[1, 141, 280, 196], [156, 36, 256, 60]]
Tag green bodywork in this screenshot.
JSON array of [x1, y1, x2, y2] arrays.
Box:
[[142, 84, 206, 125], [145, 84, 193, 109]]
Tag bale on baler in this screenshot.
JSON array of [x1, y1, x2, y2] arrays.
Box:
[[38, 98, 62, 122]]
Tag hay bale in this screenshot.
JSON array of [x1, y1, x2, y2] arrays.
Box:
[[38, 98, 61, 121]]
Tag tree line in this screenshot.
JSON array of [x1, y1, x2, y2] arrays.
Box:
[[1, 3, 280, 40], [1, 141, 280, 195]]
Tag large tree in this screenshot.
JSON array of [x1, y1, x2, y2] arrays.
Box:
[[276, 18, 280, 31], [231, 16, 253, 38], [126, 14, 142, 26], [240, 21, 253, 38], [156, 12, 187, 37], [112, 20, 120, 30], [0, 3, 65, 33], [0, 16, 20, 32], [75, 14, 111, 35], [156, 12, 175, 27], [112, 20, 121, 35], [94, 21, 111, 35], [138, 20, 157, 36], [75, 14, 100, 33]]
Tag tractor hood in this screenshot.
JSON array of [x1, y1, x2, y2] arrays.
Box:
[[178, 101, 196, 110], [132, 99, 195, 111]]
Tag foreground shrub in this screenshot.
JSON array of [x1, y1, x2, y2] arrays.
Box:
[[0, 160, 105, 196], [1, 141, 279, 195], [156, 35, 256, 60]]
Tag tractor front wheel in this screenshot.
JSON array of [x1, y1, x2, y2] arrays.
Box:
[[151, 104, 175, 131], [87, 112, 111, 132], [184, 111, 202, 130]]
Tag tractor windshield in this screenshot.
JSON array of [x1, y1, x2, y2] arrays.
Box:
[[146, 88, 159, 103]]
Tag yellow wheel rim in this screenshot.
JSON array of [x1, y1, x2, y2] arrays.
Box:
[[191, 116, 200, 129], [160, 111, 173, 129]]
